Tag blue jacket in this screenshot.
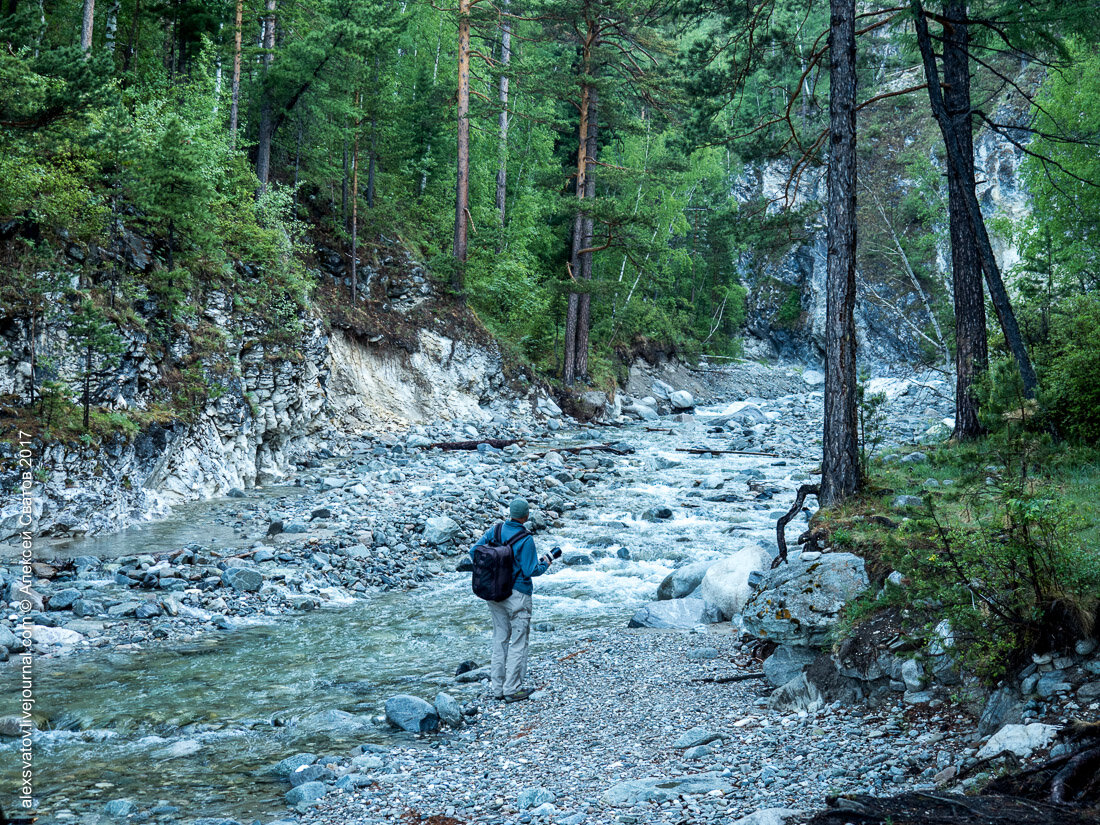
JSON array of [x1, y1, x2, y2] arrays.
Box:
[[470, 520, 548, 595]]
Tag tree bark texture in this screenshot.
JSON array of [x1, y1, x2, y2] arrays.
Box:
[[351, 90, 360, 304], [228, 0, 243, 141], [255, 0, 277, 193], [452, 0, 471, 287], [941, 1, 987, 439], [820, 0, 860, 506], [910, 0, 1038, 399], [563, 77, 592, 387], [495, 0, 511, 226], [104, 0, 119, 55], [574, 85, 598, 383], [80, 0, 94, 53]]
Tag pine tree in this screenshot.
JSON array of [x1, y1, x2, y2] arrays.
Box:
[[68, 297, 125, 429]]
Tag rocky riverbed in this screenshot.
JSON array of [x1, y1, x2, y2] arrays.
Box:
[[7, 361, 1069, 825]]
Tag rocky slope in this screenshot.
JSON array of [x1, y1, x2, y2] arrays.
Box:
[[0, 260, 526, 540]]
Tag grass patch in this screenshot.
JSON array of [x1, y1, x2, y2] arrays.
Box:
[[820, 439, 1100, 683]]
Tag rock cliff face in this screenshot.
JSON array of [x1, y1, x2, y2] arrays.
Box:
[[325, 328, 509, 431], [735, 102, 1030, 371], [0, 277, 517, 539]]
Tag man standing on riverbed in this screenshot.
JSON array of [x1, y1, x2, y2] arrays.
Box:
[[469, 497, 553, 703]]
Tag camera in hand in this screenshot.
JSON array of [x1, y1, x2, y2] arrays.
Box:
[[550, 546, 563, 559]]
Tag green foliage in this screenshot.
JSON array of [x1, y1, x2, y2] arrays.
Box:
[[1042, 295, 1100, 444], [857, 379, 888, 479], [775, 287, 802, 328], [914, 489, 1097, 682], [1016, 40, 1100, 296], [830, 437, 1100, 684]]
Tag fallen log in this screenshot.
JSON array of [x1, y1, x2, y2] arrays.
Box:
[[689, 671, 766, 684], [421, 438, 524, 451], [674, 448, 779, 457], [527, 443, 634, 457]]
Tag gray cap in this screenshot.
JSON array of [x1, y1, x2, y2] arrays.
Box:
[[509, 497, 530, 521]]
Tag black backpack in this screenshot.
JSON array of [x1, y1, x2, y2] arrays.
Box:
[[471, 523, 527, 601]]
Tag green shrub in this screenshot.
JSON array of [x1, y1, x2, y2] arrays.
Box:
[[886, 485, 1100, 682], [1044, 294, 1100, 444], [775, 287, 803, 328]]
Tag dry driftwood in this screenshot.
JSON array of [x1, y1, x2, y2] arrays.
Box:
[[690, 671, 766, 684], [528, 443, 634, 457], [674, 447, 779, 457], [422, 438, 524, 451]]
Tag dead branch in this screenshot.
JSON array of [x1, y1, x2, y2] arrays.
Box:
[[775, 483, 819, 567]]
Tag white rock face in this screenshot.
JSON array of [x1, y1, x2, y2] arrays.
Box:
[[327, 328, 504, 428], [697, 546, 771, 621], [977, 723, 1059, 760]]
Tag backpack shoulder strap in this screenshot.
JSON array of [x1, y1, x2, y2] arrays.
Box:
[[493, 523, 504, 545], [503, 526, 528, 548]]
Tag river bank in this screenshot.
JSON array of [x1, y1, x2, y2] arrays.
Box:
[[0, 363, 973, 825]]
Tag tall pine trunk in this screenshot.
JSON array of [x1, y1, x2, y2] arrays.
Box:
[[228, 0, 243, 141], [255, 0, 277, 194], [495, 0, 511, 227], [81, 0, 95, 53], [574, 87, 599, 383], [563, 80, 592, 386], [911, 0, 1038, 399], [351, 90, 360, 304], [367, 58, 378, 209], [821, 0, 860, 505], [452, 0, 471, 289], [942, 1, 987, 439]]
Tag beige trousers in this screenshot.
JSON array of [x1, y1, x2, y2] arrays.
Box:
[[487, 590, 532, 697]]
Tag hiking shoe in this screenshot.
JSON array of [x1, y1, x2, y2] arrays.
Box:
[[503, 689, 534, 703]]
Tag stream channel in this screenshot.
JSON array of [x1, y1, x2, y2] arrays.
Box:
[[2, 399, 817, 824]]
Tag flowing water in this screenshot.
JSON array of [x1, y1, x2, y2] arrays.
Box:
[[1, 402, 813, 823]]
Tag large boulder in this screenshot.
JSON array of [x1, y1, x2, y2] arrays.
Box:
[[977, 723, 1059, 760], [669, 390, 695, 411], [623, 403, 659, 422], [742, 552, 869, 646], [627, 598, 719, 629], [651, 379, 675, 401], [536, 397, 563, 418], [423, 517, 460, 546], [763, 645, 818, 688], [385, 695, 440, 733], [574, 391, 611, 421], [433, 692, 463, 727], [697, 546, 771, 621], [656, 560, 714, 600]]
